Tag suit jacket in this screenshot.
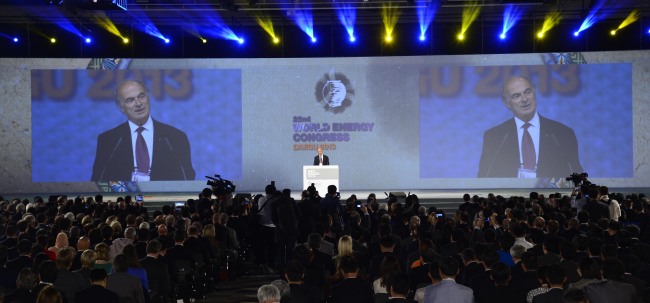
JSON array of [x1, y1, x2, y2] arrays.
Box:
[[140, 256, 171, 303], [585, 280, 636, 303], [53, 269, 88, 303], [423, 279, 474, 303], [330, 278, 374, 303], [106, 272, 145, 303], [288, 283, 322, 303], [477, 115, 583, 178], [313, 154, 330, 166], [91, 119, 195, 181], [75, 285, 120, 303]]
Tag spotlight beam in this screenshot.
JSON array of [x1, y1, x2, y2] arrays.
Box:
[[417, 0, 440, 41], [459, 1, 481, 41], [501, 4, 523, 39], [614, 9, 640, 32], [336, 4, 356, 42], [574, 0, 607, 36], [253, 12, 279, 43], [293, 9, 316, 42], [382, 3, 400, 43], [537, 10, 561, 39]]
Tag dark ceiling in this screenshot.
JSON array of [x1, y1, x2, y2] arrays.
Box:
[[0, 0, 648, 57]]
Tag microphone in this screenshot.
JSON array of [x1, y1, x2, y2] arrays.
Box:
[[98, 136, 123, 182], [485, 132, 509, 177], [163, 137, 187, 180]]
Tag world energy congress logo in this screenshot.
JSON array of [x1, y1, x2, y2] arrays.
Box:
[[314, 68, 355, 113]]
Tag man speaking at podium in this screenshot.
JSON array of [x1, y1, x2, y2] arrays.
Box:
[[91, 79, 196, 182], [313, 147, 330, 166]]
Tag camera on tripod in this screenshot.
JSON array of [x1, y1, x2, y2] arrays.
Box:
[[206, 174, 236, 194]]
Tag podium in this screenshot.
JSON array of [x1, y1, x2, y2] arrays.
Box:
[[303, 165, 339, 196]]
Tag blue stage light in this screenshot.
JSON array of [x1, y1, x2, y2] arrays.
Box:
[[164, 38, 170, 44], [499, 33, 506, 40], [419, 34, 426, 41], [85, 37, 92, 44], [349, 36, 356, 42], [238, 38, 245, 44], [13, 37, 18, 43], [573, 31, 579, 37], [311, 37, 317, 43]]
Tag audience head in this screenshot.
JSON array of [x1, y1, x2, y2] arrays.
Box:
[[285, 260, 305, 283], [90, 268, 108, 285], [55, 247, 75, 270], [339, 255, 359, 275], [257, 284, 281, 303], [386, 272, 410, 298], [112, 254, 128, 273], [439, 256, 460, 278], [36, 285, 64, 303], [16, 267, 38, 289], [80, 249, 97, 269]]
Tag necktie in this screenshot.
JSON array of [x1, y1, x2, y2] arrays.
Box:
[[136, 127, 150, 174], [320, 156, 323, 164], [522, 122, 536, 170]]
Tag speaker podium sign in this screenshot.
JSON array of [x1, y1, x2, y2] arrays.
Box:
[[303, 165, 339, 196]]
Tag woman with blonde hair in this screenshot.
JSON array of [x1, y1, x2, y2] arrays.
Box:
[[93, 242, 112, 273], [333, 235, 353, 276]]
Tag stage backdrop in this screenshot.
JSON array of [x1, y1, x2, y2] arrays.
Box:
[[0, 51, 648, 194]]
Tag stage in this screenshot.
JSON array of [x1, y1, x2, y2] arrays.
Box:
[[77, 187, 649, 215]]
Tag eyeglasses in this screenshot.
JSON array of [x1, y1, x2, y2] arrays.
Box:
[[123, 92, 148, 105], [508, 88, 535, 103]]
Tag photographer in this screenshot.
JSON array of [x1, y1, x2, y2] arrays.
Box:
[[255, 183, 277, 274]]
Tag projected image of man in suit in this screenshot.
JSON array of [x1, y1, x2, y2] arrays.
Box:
[[91, 80, 196, 182], [477, 76, 583, 178]]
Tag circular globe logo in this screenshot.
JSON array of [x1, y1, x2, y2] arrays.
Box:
[[322, 80, 347, 108]]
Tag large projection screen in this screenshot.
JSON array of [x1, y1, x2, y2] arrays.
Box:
[[0, 51, 648, 194]]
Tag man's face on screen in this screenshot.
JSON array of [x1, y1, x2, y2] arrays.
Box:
[[116, 81, 151, 126], [502, 77, 536, 122], [317, 148, 323, 156]]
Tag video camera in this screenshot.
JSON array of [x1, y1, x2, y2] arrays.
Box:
[[206, 174, 236, 195], [565, 173, 582, 187]]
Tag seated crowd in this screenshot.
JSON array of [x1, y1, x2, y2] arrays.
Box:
[[1, 181, 650, 303]]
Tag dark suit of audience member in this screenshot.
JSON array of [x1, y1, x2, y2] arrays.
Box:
[[91, 80, 195, 182], [583, 198, 611, 223], [286, 260, 322, 303], [4, 267, 38, 303], [532, 264, 566, 303], [585, 258, 637, 303], [107, 254, 145, 303], [477, 76, 583, 178], [140, 257, 170, 303], [477, 262, 526, 303], [53, 248, 88, 303], [329, 256, 373, 303], [75, 268, 120, 303]]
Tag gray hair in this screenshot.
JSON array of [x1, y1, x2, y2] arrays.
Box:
[[139, 222, 150, 230], [257, 284, 281, 303], [510, 244, 527, 260], [124, 227, 137, 240]]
